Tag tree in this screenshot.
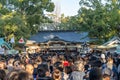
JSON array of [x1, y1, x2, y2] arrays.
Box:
[[59, 0, 120, 44], [59, 14, 86, 31], [77, 0, 120, 43], [10, 0, 55, 34], [59, 14, 70, 30], [0, 9, 30, 42], [0, 0, 55, 42]]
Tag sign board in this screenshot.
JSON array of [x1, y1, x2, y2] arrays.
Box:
[[19, 37, 25, 43]]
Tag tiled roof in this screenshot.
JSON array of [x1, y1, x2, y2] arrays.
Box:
[[103, 36, 120, 46], [30, 31, 91, 43]]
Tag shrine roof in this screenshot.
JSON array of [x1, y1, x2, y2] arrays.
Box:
[[29, 30, 91, 43]]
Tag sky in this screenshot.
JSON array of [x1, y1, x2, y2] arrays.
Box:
[[51, 0, 80, 17]]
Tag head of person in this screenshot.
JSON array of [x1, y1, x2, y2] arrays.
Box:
[[18, 70, 33, 80], [53, 61, 63, 72], [37, 63, 50, 78], [51, 56, 57, 64], [8, 58, 14, 66], [103, 74, 110, 80], [89, 67, 103, 80], [52, 69, 62, 80], [19, 63, 25, 70], [0, 69, 6, 80], [64, 66, 72, 74], [36, 56, 42, 65], [13, 60, 21, 70], [0, 61, 5, 69], [73, 60, 84, 71], [25, 64, 34, 75], [5, 70, 19, 80], [92, 60, 102, 68]]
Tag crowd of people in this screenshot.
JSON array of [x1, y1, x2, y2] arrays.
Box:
[[0, 49, 120, 80]]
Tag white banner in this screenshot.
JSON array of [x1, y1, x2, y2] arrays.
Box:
[[10, 37, 15, 43]]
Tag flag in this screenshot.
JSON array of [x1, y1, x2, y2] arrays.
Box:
[[10, 37, 15, 43], [18, 37, 25, 43]]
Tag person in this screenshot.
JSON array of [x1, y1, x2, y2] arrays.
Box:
[[52, 69, 62, 80], [6, 70, 33, 80], [33, 63, 38, 80], [53, 61, 68, 80], [0, 61, 6, 70], [102, 57, 118, 80], [18, 70, 33, 80], [117, 62, 120, 79], [100, 53, 106, 64], [7, 58, 15, 72], [103, 74, 110, 80], [89, 67, 103, 80], [36, 63, 53, 80], [13, 60, 21, 70], [0, 69, 6, 80], [64, 66, 72, 76], [5, 70, 19, 80], [68, 60, 85, 80], [25, 64, 34, 75]]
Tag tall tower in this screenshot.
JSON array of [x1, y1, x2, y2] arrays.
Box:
[[41, 0, 61, 30], [53, 0, 61, 23]]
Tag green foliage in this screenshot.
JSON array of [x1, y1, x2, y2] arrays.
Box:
[[10, 0, 54, 34], [0, 11, 29, 42], [0, 0, 54, 44], [60, 0, 120, 44]]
